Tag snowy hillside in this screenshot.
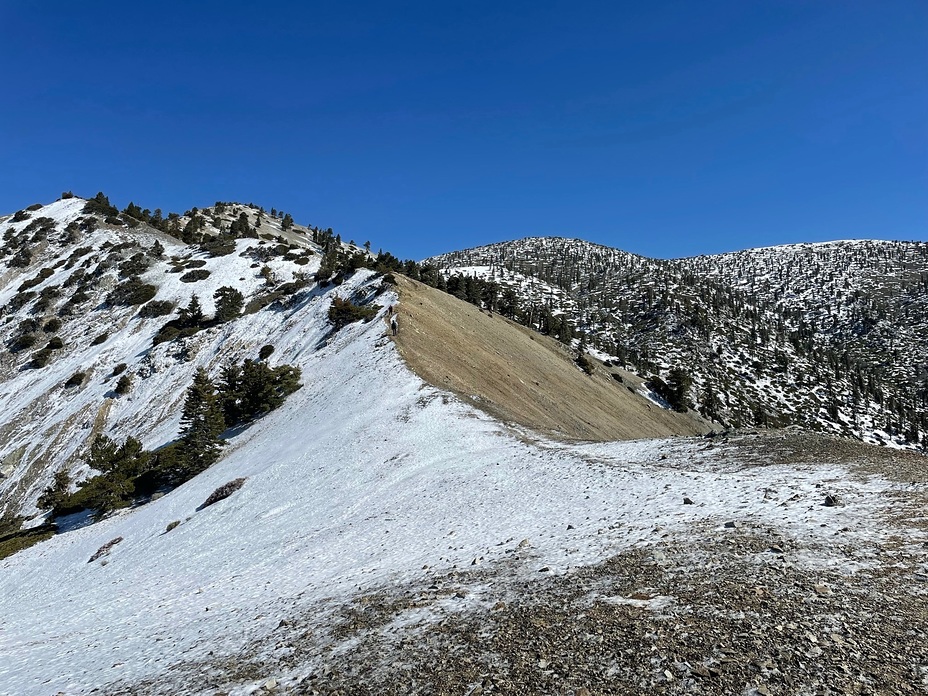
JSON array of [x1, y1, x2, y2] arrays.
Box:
[[427, 237, 928, 450], [0, 199, 926, 694]]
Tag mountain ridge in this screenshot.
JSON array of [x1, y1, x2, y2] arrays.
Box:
[[426, 235, 928, 450]]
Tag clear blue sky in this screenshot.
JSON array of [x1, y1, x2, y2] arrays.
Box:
[[2, 1, 925, 260]]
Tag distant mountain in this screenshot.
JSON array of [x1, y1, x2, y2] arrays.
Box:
[[426, 236, 928, 449]]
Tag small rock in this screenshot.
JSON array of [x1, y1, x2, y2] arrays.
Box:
[[471, 557, 481, 566], [263, 678, 277, 691], [575, 689, 592, 696], [814, 584, 831, 596], [823, 493, 840, 507], [768, 546, 785, 554], [724, 520, 737, 529], [683, 497, 694, 505], [539, 566, 550, 572], [518, 539, 531, 548], [567, 524, 575, 530]]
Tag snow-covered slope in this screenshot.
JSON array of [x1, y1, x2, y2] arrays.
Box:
[[0, 256, 919, 694], [0, 201, 925, 694]]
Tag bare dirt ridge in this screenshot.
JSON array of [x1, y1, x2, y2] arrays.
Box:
[[389, 275, 710, 442]]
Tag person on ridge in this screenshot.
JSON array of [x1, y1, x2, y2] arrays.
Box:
[[390, 313, 398, 336]]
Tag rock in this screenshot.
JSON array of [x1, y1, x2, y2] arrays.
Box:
[[539, 566, 550, 572], [724, 520, 738, 529], [768, 546, 785, 554], [575, 689, 592, 696], [823, 493, 840, 507], [567, 524, 575, 530], [814, 584, 831, 596], [471, 557, 481, 566], [263, 678, 277, 690], [518, 539, 531, 548], [683, 497, 694, 505]]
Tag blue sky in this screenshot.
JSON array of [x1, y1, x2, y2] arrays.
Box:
[[2, 1, 925, 260]]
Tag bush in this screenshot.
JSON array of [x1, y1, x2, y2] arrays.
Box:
[[328, 296, 378, 330], [9, 333, 38, 353], [138, 299, 174, 318], [258, 344, 274, 361], [112, 362, 127, 375], [198, 478, 246, 510], [7, 290, 36, 311], [18, 268, 54, 291], [108, 278, 158, 306], [11, 210, 30, 223], [26, 203, 43, 211], [64, 371, 85, 388], [45, 336, 64, 350], [165, 520, 180, 533], [30, 348, 54, 368], [179, 269, 210, 283], [576, 353, 594, 375], [91, 332, 108, 346], [115, 374, 133, 395]]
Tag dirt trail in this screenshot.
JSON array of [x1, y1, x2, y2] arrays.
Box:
[[390, 275, 711, 442]]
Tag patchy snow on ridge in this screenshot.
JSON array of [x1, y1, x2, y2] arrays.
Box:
[[0, 269, 911, 694]]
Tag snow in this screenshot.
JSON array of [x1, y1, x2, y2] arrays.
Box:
[[0, 271, 912, 694], [0, 203, 920, 694]]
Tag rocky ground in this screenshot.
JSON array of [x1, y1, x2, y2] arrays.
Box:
[[109, 432, 928, 696]]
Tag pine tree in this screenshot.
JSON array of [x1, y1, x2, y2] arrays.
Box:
[[281, 213, 294, 230], [37, 469, 72, 514], [177, 295, 204, 328], [214, 286, 244, 323], [179, 368, 225, 474]]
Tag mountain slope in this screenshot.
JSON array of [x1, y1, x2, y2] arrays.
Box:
[[392, 275, 710, 440], [426, 236, 928, 449], [0, 199, 926, 695]]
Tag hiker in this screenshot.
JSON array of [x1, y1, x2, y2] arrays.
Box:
[[390, 314, 398, 336], [387, 305, 394, 316]]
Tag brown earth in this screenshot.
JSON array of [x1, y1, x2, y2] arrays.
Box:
[[389, 275, 711, 442]]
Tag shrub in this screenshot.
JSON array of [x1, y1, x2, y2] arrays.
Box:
[[165, 520, 180, 533], [198, 478, 246, 510], [61, 191, 74, 199], [9, 333, 38, 353], [115, 374, 133, 395], [138, 300, 174, 318], [112, 362, 127, 375], [18, 268, 54, 291], [46, 336, 64, 350], [108, 278, 158, 306], [91, 332, 108, 346], [328, 296, 378, 330], [30, 348, 54, 368], [118, 253, 150, 277], [180, 269, 210, 283], [8, 247, 32, 268], [576, 353, 594, 375], [258, 344, 274, 361], [26, 203, 43, 211], [11, 210, 30, 223], [64, 371, 85, 388], [200, 235, 237, 257]]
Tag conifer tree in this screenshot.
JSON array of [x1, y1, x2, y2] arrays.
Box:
[[179, 368, 225, 474], [177, 295, 204, 328], [214, 287, 244, 323]]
